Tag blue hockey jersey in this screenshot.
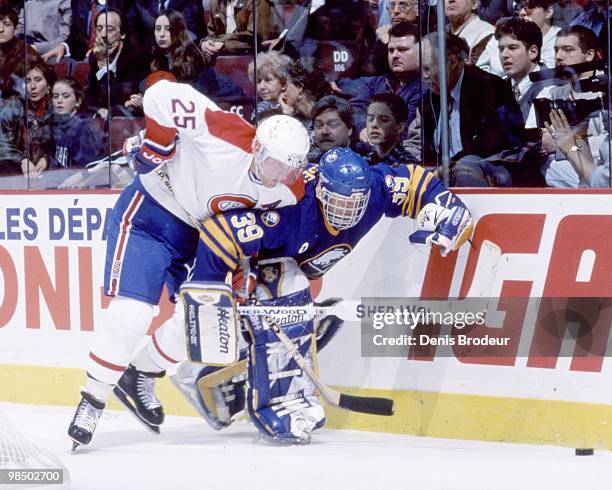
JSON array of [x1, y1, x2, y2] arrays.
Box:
[[194, 163, 458, 281]]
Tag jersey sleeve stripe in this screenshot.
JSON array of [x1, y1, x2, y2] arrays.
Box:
[[144, 115, 177, 148], [414, 172, 434, 218], [204, 108, 256, 153], [199, 230, 238, 271], [403, 165, 425, 217], [215, 214, 245, 259], [203, 217, 242, 261], [401, 165, 415, 216], [142, 139, 175, 156]]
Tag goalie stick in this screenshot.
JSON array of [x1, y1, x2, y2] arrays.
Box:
[[253, 300, 395, 417], [237, 241, 501, 417], [239, 240, 503, 321]]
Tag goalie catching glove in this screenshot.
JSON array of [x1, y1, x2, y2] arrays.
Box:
[[409, 197, 473, 257]]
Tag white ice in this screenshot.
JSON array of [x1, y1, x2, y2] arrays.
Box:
[[1, 402, 610, 490]]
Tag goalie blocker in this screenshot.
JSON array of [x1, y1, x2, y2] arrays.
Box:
[[179, 282, 239, 365]]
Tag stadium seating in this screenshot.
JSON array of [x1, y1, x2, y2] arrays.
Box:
[[52, 62, 71, 81], [71, 62, 90, 87], [213, 55, 255, 97]]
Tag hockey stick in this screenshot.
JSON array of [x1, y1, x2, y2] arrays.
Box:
[[464, 239, 501, 298], [254, 300, 395, 417], [239, 240, 500, 416], [237, 239, 502, 320]]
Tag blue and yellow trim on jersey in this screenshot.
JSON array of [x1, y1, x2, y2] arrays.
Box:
[[199, 214, 246, 270], [401, 164, 435, 219]]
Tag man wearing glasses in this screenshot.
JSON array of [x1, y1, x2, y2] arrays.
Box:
[[517, 0, 561, 68], [376, 0, 418, 44]]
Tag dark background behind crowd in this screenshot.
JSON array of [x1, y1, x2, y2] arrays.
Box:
[[0, 0, 609, 189]]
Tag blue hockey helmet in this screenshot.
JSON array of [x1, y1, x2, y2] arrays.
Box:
[[316, 147, 373, 230]]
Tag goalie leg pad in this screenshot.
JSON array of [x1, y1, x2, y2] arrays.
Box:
[[196, 352, 248, 430], [179, 310, 342, 431], [170, 356, 248, 430], [245, 288, 326, 445], [179, 281, 238, 365]]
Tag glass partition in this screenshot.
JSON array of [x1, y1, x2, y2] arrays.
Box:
[[2, 0, 609, 188]]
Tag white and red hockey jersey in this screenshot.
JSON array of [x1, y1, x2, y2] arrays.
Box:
[[137, 80, 304, 224]]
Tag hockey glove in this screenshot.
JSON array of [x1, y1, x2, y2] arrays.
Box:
[[409, 202, 473, 257], [122, 131, 143, 171]]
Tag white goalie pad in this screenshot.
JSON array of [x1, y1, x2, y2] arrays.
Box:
[[179, 282, 239, 366]]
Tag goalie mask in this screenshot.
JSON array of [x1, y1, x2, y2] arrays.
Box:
[[254, 115, 310, 185], [316, 148, 372, 230]]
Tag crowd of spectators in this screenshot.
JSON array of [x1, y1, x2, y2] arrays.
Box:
[[0, 0, 609, 188]]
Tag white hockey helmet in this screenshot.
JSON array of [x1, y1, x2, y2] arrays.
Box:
[[255, 115, 310, 169]]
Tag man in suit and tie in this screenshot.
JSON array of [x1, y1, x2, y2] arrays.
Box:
[[42, 0, 129, 62], [419, 31, 526, 186], [493, 17, 552, 186]]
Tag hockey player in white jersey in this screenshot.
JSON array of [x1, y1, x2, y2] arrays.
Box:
[[67, 71, 311, 449]]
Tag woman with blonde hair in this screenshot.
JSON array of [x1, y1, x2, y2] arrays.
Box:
[[248, 50, 293, 121]]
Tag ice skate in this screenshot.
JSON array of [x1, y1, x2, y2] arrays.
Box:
[[68, 391, 105, 450], [114, 365, 164, 434]]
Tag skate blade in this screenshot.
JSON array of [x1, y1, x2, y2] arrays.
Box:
[[113, 388, 161, 435]]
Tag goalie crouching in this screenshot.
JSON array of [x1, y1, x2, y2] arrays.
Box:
[[123, 148, 473, 444]]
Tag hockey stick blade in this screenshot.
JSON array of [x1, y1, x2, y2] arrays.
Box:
[[465, 239, 501, 298], [338, 393, 394, 416]]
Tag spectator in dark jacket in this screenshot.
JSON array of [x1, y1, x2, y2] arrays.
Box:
[[127, 0, 206, 48], [125, 10, 242, 111], [337, 21, 423, 143], [52, 77, 102, 170], [420, 32, 526, 186], [0, 59, 55, 178], [85, 8, 149, 118], [311, 95, 356, 160], [0, 5, 39, 97], [42, 0, 129, 63]]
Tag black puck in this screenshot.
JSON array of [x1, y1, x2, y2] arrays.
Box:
[[575, 448, 594, 456]]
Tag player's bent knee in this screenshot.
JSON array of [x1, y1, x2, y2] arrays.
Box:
[[106, 296, 156, 336], [87, 297, 156, 385], [146, 304, 188, 369]]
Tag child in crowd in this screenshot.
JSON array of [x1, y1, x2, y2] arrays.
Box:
[[52, 77, 103, 170]]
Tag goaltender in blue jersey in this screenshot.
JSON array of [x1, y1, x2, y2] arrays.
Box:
[[129, 147, 473, 444], [196, 151, 471, 282]]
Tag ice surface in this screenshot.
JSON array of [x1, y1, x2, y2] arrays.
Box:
[[1, 402, 610, 490]]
